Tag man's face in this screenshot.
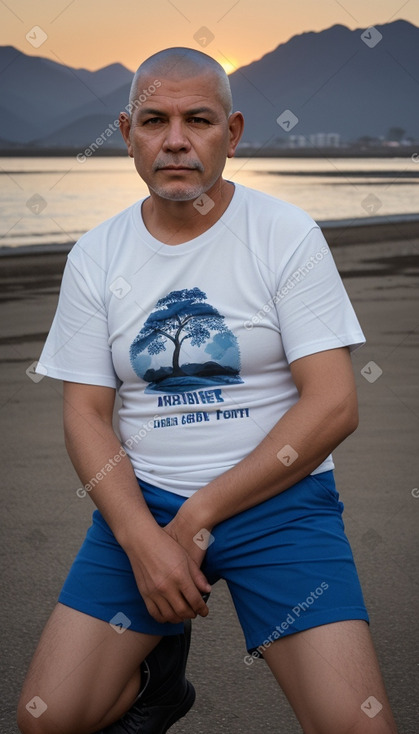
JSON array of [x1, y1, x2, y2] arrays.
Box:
[[120, 71, 238, 202]]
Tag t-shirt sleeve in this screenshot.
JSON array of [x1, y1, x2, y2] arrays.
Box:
[[275, 226, 365, 364], [37, 255, 118, 388]]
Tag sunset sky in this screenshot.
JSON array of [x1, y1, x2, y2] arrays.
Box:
[[1, 0, 418, 73]]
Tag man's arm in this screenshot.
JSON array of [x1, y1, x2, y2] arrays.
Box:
[[167, 348, 358, 556], [62, 381, 211, 624]]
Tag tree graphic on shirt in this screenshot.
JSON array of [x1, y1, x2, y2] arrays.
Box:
[[131, 288, 231, 377]]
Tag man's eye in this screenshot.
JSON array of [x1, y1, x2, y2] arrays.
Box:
[[189, 117, 210, 124], [143, 117, 163, 125]]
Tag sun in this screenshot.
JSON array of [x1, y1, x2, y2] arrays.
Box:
[[218, 58, 238, 75]]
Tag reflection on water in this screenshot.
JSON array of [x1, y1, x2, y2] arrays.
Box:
[[0, 157, 417, 249]]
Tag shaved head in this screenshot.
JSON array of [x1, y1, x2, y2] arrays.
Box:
[[129, 47, 233, 117]]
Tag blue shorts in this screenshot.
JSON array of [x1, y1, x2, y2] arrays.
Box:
[[59, 471, 369, 654]]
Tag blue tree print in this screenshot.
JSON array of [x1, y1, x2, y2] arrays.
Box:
[[130, 288, 243, 393]]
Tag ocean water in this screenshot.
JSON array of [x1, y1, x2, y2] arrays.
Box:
[[0, 156, 418, 250]]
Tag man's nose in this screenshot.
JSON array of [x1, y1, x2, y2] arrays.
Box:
[[162, 120, 191, 152]]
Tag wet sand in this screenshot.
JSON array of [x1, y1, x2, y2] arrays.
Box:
[[1, 226, 418, 733]]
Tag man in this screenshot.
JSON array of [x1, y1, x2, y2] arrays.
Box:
[[18, 47, 398, 734]]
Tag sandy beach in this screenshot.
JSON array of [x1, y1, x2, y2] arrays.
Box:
[[1, 222, 418, 733]]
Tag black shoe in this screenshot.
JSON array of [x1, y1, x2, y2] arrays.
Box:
[[98, 620, 195, 733]]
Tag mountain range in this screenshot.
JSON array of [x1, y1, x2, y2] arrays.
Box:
[[0, 19, 417, 150]]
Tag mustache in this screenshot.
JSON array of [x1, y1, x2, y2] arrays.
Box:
[[153, 159, 204, 172]]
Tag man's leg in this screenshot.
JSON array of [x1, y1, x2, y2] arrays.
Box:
[[96, 619, 195, 734], [17, 602, 160, 734], [262, 620, 398, 734]]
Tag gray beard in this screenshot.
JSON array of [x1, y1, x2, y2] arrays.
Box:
[[149, 180, 208, 201]]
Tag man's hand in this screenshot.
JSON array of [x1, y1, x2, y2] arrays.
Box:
[[163, 511, 212, 570], [126, 523, 211, 624]]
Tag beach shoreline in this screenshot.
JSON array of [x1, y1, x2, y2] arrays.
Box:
[[1, 216, 419, 286], [2, 146, 418, 159]]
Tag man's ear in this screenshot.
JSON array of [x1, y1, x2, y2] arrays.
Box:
[[227, 111, 245, 159], [119, 112, 134, 157]]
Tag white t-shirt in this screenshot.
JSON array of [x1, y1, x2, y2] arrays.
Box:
[[38, 183, 365, 496]]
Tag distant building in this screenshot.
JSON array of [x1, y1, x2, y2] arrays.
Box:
[[288, 132, 341, 148], [325, 133, 341, 147], [288, 135, 307, 148]]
